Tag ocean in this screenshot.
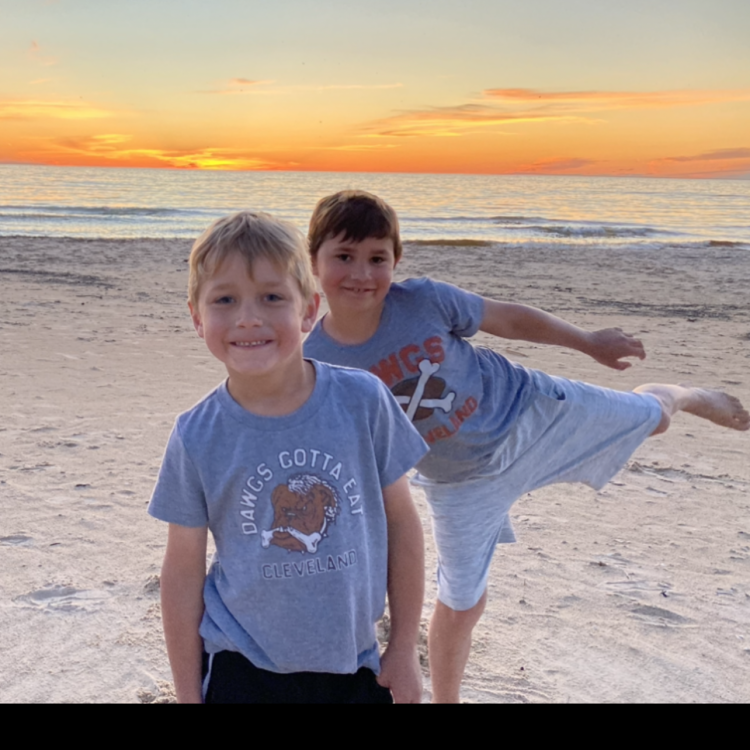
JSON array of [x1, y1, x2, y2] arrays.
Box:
[[0, 164, 748, 251]]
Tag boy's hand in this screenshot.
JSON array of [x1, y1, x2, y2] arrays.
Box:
[[161, 523, 208, 704], [380, 475, 425, 704], [585, 328, 646, 370], [377, 642, 423, 704]]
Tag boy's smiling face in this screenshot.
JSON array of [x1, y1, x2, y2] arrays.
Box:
[[313, 232, 396, 318], [190, 252, 318, 383]]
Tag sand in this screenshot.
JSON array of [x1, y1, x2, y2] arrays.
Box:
[[1, 235, 748, 703]]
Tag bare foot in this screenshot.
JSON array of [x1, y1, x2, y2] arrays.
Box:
[[682, 388, 750, 431]]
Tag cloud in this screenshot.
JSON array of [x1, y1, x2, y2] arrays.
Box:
[[28, 39, 58, 66], [660, 147, 750, 163], [648, 146, 750, 178], [198, 79, 276, 95], [362, 103, 592, 138], [361, 86, 750, 140], [0, 99, 114, 120], [306, 83, 403, 91], [229, 78, 266, 86], [52, 134, 276, 170], [199, 80, 402, 95], [79, 133, 133, 149], [482, 88, 750, 110], [653, 165, 750, 179], [323, 144, 399, 151], [521, 157, 597, 172]]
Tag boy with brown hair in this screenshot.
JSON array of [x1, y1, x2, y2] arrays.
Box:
[[303, 189, 749, 703], [149, 211, 428, 703]]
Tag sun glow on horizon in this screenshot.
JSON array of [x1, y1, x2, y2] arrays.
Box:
[[3, 1, 749, 179]]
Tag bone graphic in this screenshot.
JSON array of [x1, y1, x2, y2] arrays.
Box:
[[405, 359, 441, 422], [261, 526, 323, 554], [261, 528, 280, 548], [395, 393, 456, 413]]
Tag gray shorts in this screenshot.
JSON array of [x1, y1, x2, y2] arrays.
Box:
[[413, 369, 663, 611]]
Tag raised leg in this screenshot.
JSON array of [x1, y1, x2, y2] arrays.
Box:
[[428, 590, 487, 703]]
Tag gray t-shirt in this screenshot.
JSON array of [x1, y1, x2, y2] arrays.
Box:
[[149, 360, 428, 675], [304, 278, 533, 483]]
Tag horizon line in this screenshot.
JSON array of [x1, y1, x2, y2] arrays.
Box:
[[2, 162, 748, 181]]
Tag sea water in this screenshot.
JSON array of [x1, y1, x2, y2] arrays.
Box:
[[0, 164, 748, 251]]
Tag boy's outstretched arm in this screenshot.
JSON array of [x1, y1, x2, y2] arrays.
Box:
[[378, 474, 425, 704], [160, 523, 208, 704], [480, 299, 646, 370]]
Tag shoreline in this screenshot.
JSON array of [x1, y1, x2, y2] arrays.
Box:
[[2, 234, 747, 250], [1, 236, 749, 702]]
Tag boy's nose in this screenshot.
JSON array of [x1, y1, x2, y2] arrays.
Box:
[[349, 261, 371, 280], [236, 302, 263, 326]]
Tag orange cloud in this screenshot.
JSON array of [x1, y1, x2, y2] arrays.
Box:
[[229, 78, 267, 86], [52, 133, 277, 170], [200, 78, 276, 94], [359, 86, 750, 141], [648, 146, 750, 178], [520, 157, 597, 173], [0, 99, 115, 120], [323, 144, 399, 151], [482, 88, 750, 110], [660, 147, 750, 163], [362, 104, 591, 138]]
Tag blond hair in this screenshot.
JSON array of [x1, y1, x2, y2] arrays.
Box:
[[188, 211, 316, 307]]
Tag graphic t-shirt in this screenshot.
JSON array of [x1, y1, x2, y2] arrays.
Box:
[[149, 361, 428, 675], [304, 278, 534, 483]]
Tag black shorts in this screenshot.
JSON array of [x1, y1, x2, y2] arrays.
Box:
[[202, 651, 393, 704]]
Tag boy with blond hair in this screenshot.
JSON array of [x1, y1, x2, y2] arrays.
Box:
[[303, 189, 750, 703], [149, 211, 428, 703]]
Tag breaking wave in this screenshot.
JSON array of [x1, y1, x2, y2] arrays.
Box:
[[1, 165, 748, 246]]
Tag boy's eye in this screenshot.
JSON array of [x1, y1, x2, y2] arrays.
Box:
[[335, 253, 351, 262], [214, 295, 234, 304], [264, 293, 283, 303]]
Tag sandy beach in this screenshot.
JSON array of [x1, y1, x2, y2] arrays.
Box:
[[1, 234, 749, 703]]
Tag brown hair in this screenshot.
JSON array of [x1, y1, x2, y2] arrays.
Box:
[[308, 190, 402, 261], [188, 211, 315, 307]]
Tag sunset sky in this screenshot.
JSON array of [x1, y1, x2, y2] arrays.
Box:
[[2, 0, 749, 177]]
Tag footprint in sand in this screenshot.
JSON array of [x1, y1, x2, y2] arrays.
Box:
[[15, 584, 110, 612], [0, 534, 33, 546], [555, 595, 582, 609], [606, 579, 673, 599], [630, 605, 692, 626]]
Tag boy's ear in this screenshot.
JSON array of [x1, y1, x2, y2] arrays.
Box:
[[301, 292, 320, 334], [188, 301, 205, 339]]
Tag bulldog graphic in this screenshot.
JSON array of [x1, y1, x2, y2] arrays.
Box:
[[260, 473, 340, 554]]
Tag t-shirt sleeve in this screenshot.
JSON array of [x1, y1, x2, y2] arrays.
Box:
[[148, 421, 208, 527], [428, 278, 484, 338], [371, 378, 429, 488]]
